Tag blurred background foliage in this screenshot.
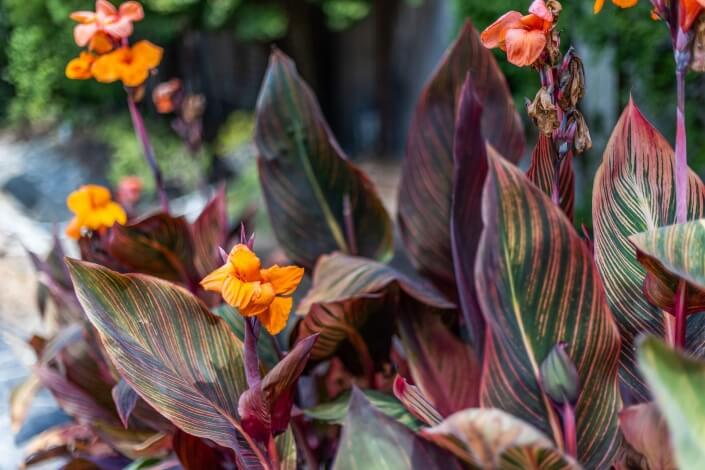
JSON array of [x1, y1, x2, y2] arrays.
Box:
[[1, 0, 704, 226]]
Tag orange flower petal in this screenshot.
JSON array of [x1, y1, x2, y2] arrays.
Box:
[[121, 65, 150, 88], [131, 40, 164, 69], [65, 217, 83, 240], [528, 0, 553, 22], [229, 244, 261, 282], [594, 0, 605, 13], [258, 297, 293, 335], [241, 283, 276, 316], [480, 11, 522, 49], [612, 0, 639, 8], [260, 265, 304, 296], [70, 11, 96, 24], [119, 1, 144, 21], [89, 31, 114, 54], [681, 0, 703, 31], [222, 277, 258, 312], [67, 186, 93, 214], [200, 264, 232, 292], [96, 0, 118, 17], [74, 23, 98, 47], [104, 17, 134, 40], [65, 54, 95, 80], [91, 49, 126, 83], [504, 28, 546, 67]]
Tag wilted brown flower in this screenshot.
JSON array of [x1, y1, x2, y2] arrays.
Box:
[[573, 110, 592, 154], [527, 87, 559, 134], [558, 52, 585, 110]]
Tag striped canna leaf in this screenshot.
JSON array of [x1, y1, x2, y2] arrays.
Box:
[[526, 133, 574, 221], [476, 153, 621, 467], [293, 252, 453, 366], [255, 50, 392, 270], [592, 100, 705, 401], [332, 388, 463, 469], [65, 259, 253, 453], [398, 19, 524, 290], [422, 409, 580, 469]]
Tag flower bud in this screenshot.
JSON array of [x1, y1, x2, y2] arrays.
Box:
[[558, 51, 585, 110], [527, 87, 559, 135], [573, 110, 592, 154], [540, 342, 580, 405]]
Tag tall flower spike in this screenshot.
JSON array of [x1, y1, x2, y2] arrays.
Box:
[[201, 244, 304, 335], [65, 185, 127, 239]]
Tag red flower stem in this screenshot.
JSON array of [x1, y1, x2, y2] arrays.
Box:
[[244, 317, 261, 388], [540, 65, 562, 206], [291, 418, 319, 470], [675, 280, 687, 349], [127, 93, 170, 213], [267, 434, 281, 470], [561, 402, 577, 458]]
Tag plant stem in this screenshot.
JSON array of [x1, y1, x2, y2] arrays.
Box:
[[244, 318, 261, 388], [675, 65, 688, 225], [126, 93, 170, 213], [267, 434, 281, 470], [561, 402, 577, 458], [291, 419, 318, 470], [674, 280, 687, 349]]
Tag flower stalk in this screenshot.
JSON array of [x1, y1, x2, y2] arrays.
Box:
[[244, 317, 262, 388], [561, 402, 577, 457], [127, 93, 170, 213]]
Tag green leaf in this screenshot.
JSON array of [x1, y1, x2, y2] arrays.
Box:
[[293, 252, 453, 364], [304, 389, 424, 431], [592, 99, 705, 401], [254, 50, 392, 269], [276, 427, 297, 470], [332, 389, 462, 469], [398, 19, 524, 288], [422, 409, 579, 469], [66, 259, 250, 451], [638, 337, 705, 468], [477, 153, 621, 467]]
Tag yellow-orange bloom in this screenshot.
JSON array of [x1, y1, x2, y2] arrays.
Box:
[[480, 0, 554, 67], [65, 185, 127, 240], [66, 52, 96, 80], [91, 41, 163, 87], [201, 244, 304, 335]]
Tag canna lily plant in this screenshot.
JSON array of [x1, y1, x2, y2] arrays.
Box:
[[12, 0, 705, 468]]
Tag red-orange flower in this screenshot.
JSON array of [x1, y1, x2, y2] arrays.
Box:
[[480, 0, 554, 67], [65, 185, 127, 239], [201, 244, 304, 335], [65, 52, 97, 80], [91, 40, 163, 87], [152, 79, 183, 114], [70, 0, 144, 47]]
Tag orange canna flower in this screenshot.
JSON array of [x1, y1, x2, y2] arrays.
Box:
[[66, 52, 97, 80], [480, 0, 554, 67], [152, 79, 183, 114], [65, 185, 127, 240], [201, 244, 305, 335], [89, 31, 115, 54], [91, 40, 163, 87], [70, 0, 144, 47]]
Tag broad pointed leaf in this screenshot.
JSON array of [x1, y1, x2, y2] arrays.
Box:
[[238, 334, 317, 442], [638, 337, 705, 469], [396, 300, 480, 417], [294, 252, 453, 364], [619, 402, 676, 470], [10, 373, 41, 433], [106, 213, 198, 285], [630, 220, 705, 319], [66, 259, 249, 451], [304, 388, 423, 431], [526, 134, 574, 221], [255, 50, 392, 269], [173, 430, 236, 470], [191, 186, 228, 279], [593, 100, 705, 401], [398, 19, 524, 288], [392, 375, 443, 426], [112, 379, 139, 429], [477, 153, 621, 467], [422, 409, 579, 469], [332, 389, 462, 469]]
